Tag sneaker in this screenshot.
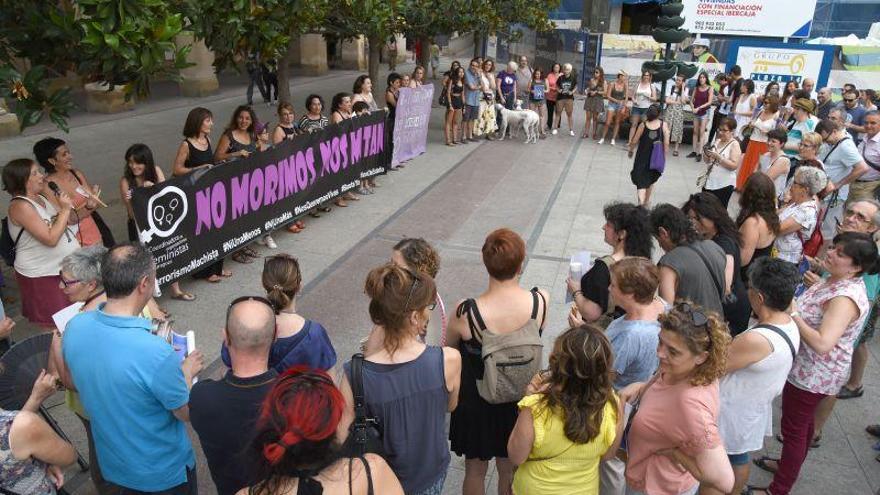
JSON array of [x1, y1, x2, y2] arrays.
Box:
[[551, 129, 558, 135], [569, 130, 575, 136], [262, 235, 277, 249], [696, 155, 702, 162], [686, 151, 699, 158], [611, 139, 616, 146], [597, 138, 604, 145]]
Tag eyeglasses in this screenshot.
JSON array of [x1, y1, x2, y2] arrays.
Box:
[[845, 208, 871, 223], [402, 270, 436, 311], [798, 142, 816, 148], [59, 271, 81, 288], [676, 302, 712, 350]]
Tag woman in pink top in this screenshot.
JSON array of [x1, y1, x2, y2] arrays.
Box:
[[620, 302, 734, 495], [545, 63, 561, 134], [751, 232, 878, 495]]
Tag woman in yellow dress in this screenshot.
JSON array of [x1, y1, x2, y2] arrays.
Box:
[[507, 324, 624, 494]]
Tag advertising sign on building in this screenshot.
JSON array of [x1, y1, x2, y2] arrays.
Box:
[[682, 0, 819, 38], [727, 41, 835, 95]]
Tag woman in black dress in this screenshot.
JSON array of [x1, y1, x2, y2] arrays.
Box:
[[386, 73, 402, 168], [628, 104, 669, 207], [682, 192, 751, 335], [445, 67, 465, 146], [446, 229, 548, 495], [171, 107, 231, 282]]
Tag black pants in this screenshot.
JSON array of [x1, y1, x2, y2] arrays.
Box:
[[263, 73, 279, 102], [246, 70, 268, 104], [546, 100, 557, 131], [105, 466, 197, 495], [705, 185, 735, 208], [707, 110, 726, 145]]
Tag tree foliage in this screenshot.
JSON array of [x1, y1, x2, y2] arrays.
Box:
[[77, 0, 191, 98]]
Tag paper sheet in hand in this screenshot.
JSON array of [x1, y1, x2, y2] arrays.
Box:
[[564, 251, 592, 303], [53, 302, 84, 334]]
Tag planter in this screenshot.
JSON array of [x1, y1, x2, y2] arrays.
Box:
[[47, 72, 84, 94], [0, 100, 21, 137], [84, 82, 135, 114]]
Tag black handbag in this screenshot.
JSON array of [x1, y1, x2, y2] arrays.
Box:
[[343, 353, 385, 457]]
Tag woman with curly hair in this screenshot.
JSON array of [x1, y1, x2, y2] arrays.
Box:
[[241, 367, 404, 495], [736, 173, 780, 283], [567, 202, 653, 328], [507, 324, 623, 494], [620, 301, 735, 495]]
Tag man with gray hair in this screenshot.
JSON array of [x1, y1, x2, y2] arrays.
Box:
[[815, 117, 869, 237], [849, 111, 880, 203], [816, 87, 834, 120], [189, 296, 277, 495], [63, 243, 204, 493]]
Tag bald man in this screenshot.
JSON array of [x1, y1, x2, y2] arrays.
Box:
[[190, 298, 277, 495], [816, 87, 834, 120]]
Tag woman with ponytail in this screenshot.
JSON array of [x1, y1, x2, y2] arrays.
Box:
[[340, 264, 462, 495], [221, 254, 336, 373], [242, 366, 404, 495]]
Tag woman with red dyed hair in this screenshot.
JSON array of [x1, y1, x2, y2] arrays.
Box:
[[447, 228, 549, 495], [241, 367, 403, 495]]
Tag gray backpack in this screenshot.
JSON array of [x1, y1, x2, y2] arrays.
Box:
[[462, 288, 546, 404]]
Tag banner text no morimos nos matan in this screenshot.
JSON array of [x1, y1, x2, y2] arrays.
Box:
[[132, 110, 391, 285]]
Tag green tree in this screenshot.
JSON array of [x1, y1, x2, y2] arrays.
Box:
[[181, 0, 331, 105], [77, 0, 191, 99], [0, 0, 79, 131], [327, 0, 404, 90]]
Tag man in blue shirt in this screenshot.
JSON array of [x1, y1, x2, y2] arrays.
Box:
[[63, 243, 204, 493], [463, 57, 482, 143], [839, 89, 868, 143]]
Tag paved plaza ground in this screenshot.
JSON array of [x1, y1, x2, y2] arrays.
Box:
[[1, 61, 878, 495]]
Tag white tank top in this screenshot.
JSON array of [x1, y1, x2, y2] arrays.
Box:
[[9, 195, 80, 278], [718, 321, 800, 454], [634, 83, 653, 109], [705, 138, 739, 190]]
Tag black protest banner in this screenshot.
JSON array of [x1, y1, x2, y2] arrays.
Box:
[[132, 110, 390, 285]]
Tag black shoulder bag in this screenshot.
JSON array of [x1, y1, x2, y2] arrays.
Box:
[[753, 324, 797, 361], [343, 353, 385, 457], [685, 243, 737, 305]]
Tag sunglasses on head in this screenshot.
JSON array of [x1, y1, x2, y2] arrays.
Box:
[[227, 295, 275, 321], [402, 270, 437, 312], [676, 302, 712, 350]]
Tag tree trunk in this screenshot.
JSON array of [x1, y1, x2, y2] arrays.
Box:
[[368, 34, 381, 98], [417, 35, 431, 68], [277, 36, 296, 105], [473, 32, 482, 58]]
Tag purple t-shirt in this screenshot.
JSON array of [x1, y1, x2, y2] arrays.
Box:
[[497, 70, 516, 95]]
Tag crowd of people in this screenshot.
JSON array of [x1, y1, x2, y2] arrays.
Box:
[[2, 52, 880, 495]]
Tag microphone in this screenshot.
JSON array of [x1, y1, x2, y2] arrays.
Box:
[[48, 181, 61, 196]]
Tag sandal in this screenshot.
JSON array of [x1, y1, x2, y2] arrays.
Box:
[[745, 486, 771, 494], [837, 385, 864, 399], [345, 192, 360, 201], [334, 198, 348, 207], [775, 433, 821, 448], [287, 224, 303, 233], [221, 269, 233, 278], [309, 210, 321, 218], [318, 206, 332, 213], [243, 247, 260, 258], [206, 274, 223, 283], [866, 425, 880, 438], [170, 291, 196, 302], [232, 251, 254, 264], [753, 455, 779, 474], [673, 150, 679, 157]]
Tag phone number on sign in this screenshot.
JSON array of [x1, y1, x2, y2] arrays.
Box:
[[693, 21, 727, 31]]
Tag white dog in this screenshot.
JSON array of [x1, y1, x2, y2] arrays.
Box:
[[495, 103, 540, 144]]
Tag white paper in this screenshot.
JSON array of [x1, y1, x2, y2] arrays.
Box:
[[564, 251, 592, 303], [75, 186, 90, 198], [53, 302, 84, 334]]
